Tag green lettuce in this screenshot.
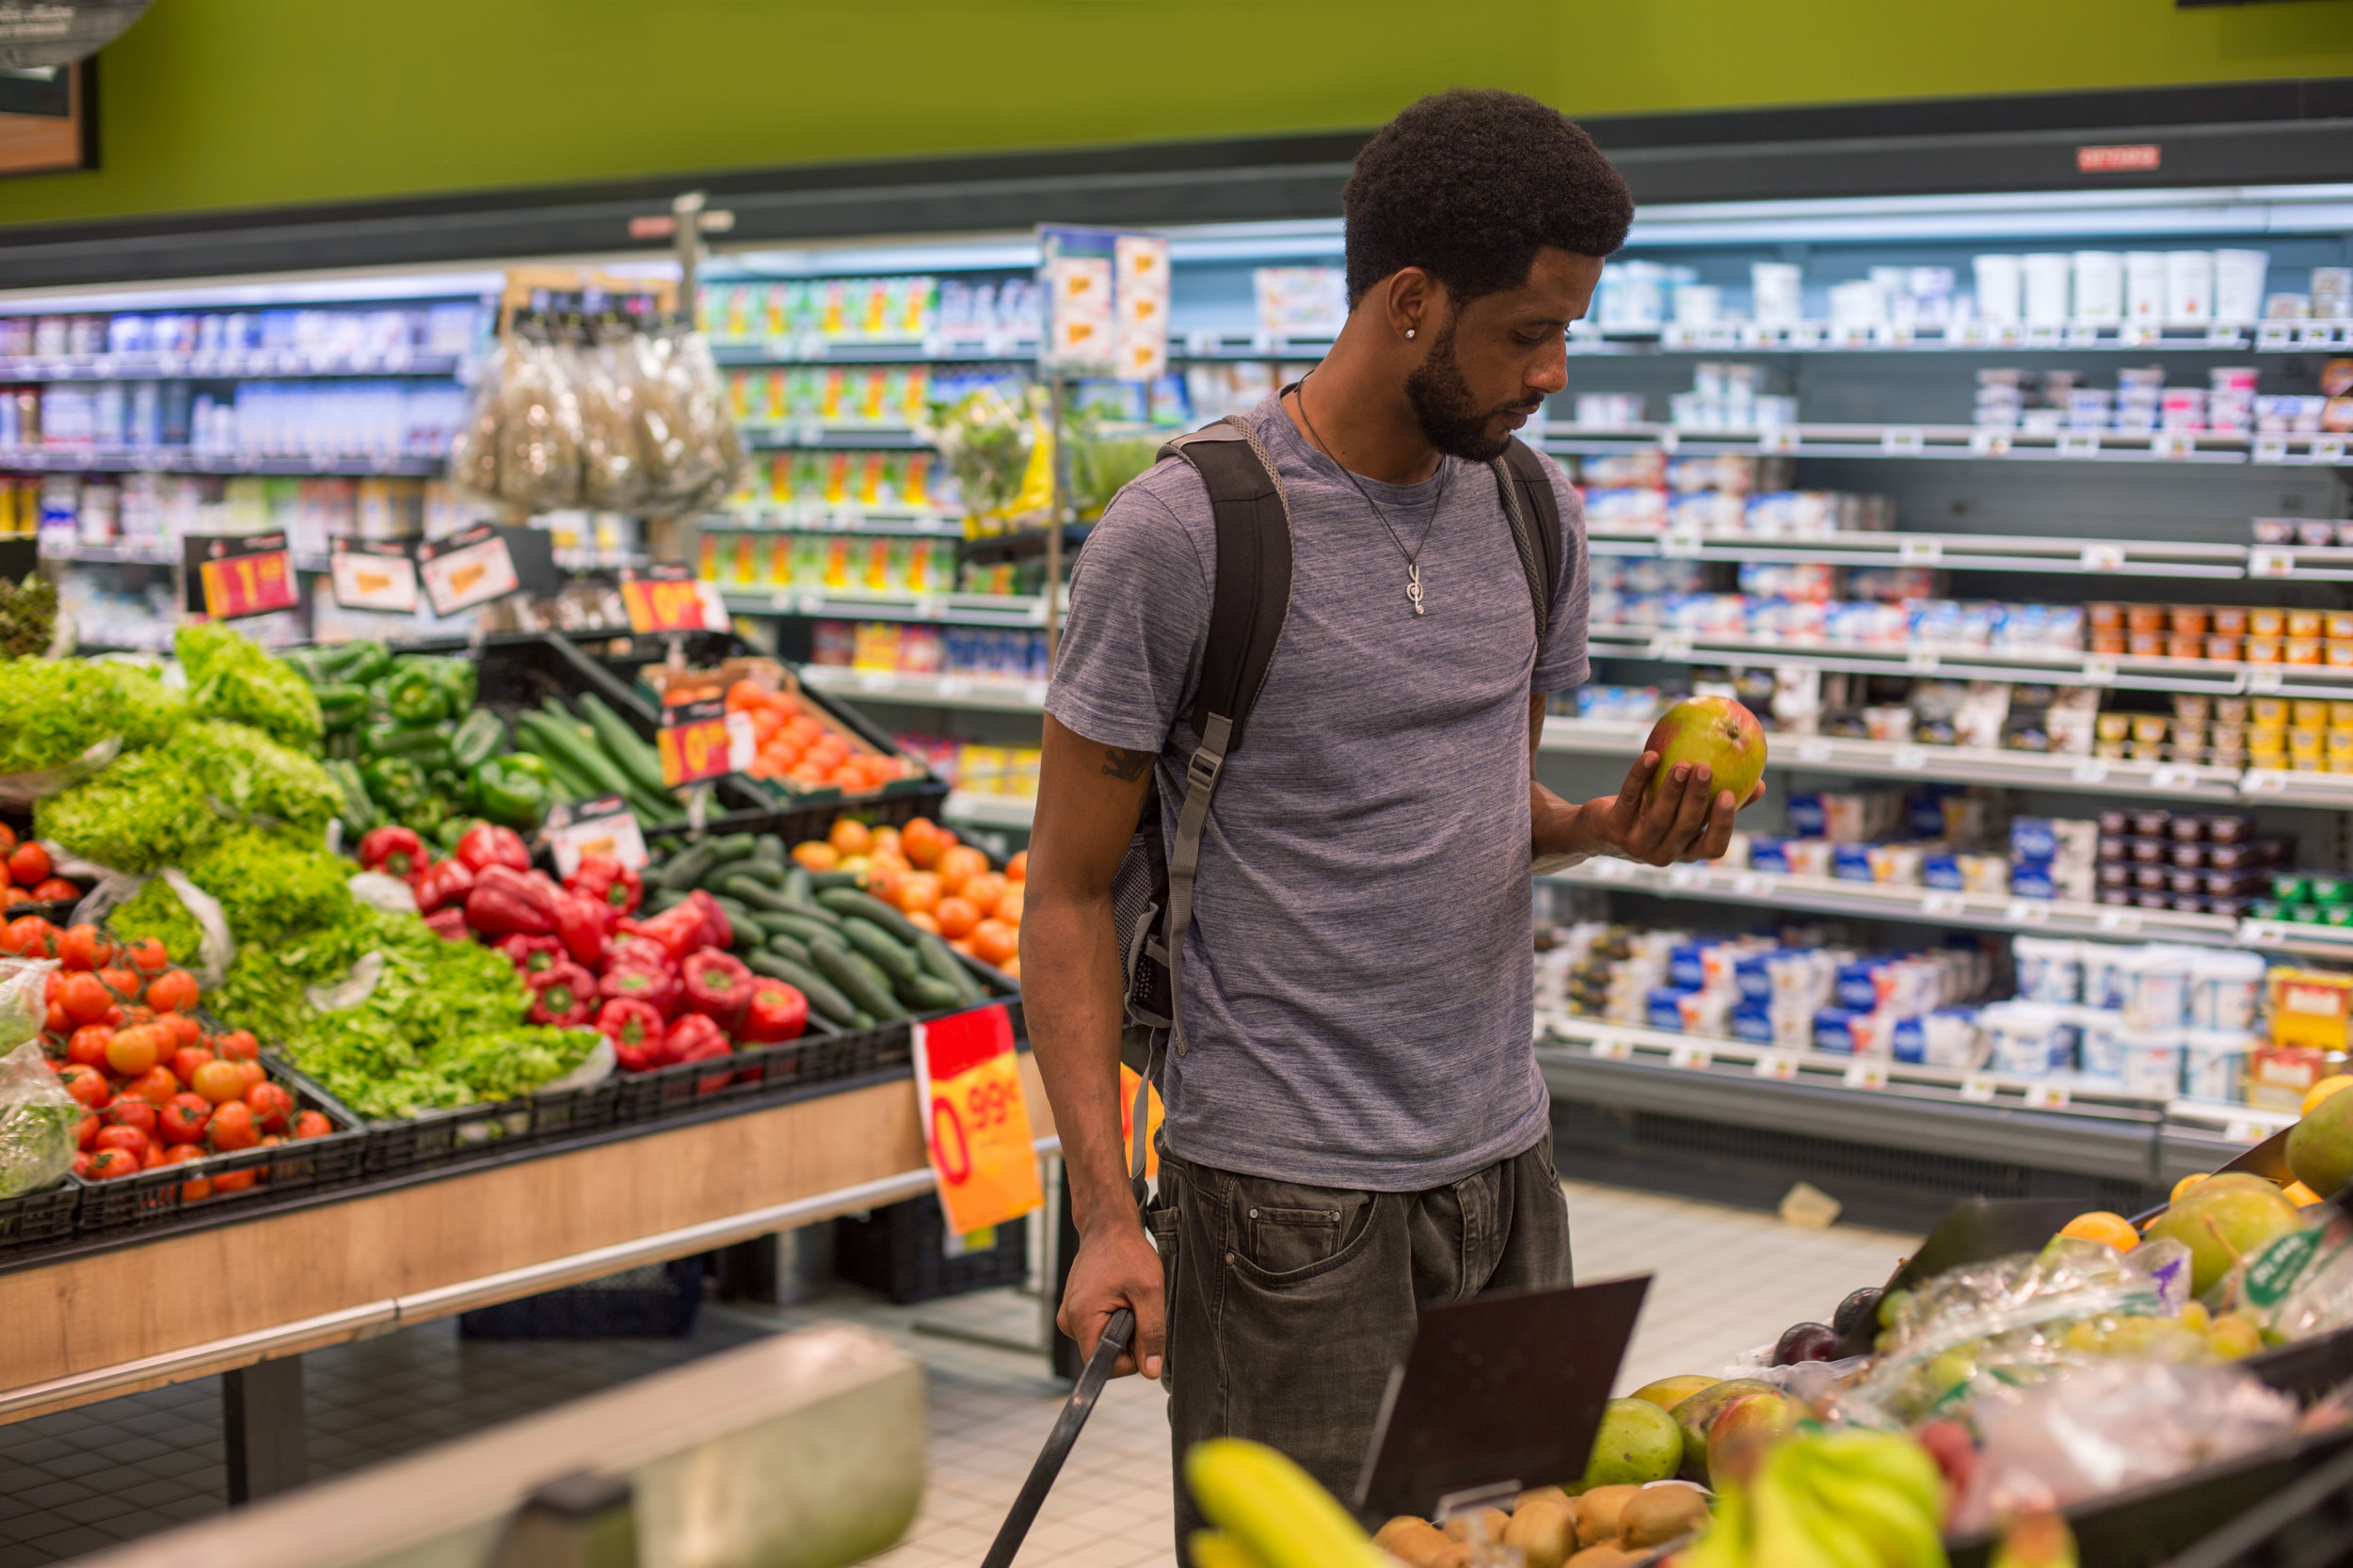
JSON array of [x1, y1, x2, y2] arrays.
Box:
[[175, 625, 322, 751], [0, 658, 183, 776]]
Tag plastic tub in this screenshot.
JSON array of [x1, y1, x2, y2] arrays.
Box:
[[2118, 946, 2192, 1031], [2012, 936, 2083, 1004], [2116, 1025, 2185, 1097], [2190, 950, 2268, 1031], [2183, 1029, 2251, 1102]]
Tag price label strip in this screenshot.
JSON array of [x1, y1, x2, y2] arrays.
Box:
[[417, 525, 521, 616], [621, 572, 733, 634], [656, 697, 756, 788], [185, 532, 299, 621], [328, 540, 420, 614], [544, 795, 649, 879], [911, 1004, 1045, 1239]]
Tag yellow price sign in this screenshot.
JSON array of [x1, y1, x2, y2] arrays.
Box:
[[621, 577, 717, 634], [912, 1004, 1043, 1237], [654, 700, 749, 787]]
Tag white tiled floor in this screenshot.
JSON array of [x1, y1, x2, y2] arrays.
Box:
[[837, 1177, 1922, 1568]]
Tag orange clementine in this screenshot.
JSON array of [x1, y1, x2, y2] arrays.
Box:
[[906, 910, 940, 935], [2058, 1211, 2140, 1252], [895, 873, 943, 916], [993, 886, 1024, 926], [2171, 1173, 2210, 1206], [902, 819, 947, 870], [828, 819, 872, 856], [868, 848, 911, 876], [1005, 850, 1027, 883], [961, 872, 1008, 919], [865, 868, 903, 906], [937, 845, 990, 895], [948, 937, 976, 957], [970, 920, 1018, 968], [872, 824, 902, 856], [2304, 1075, 2353, 1114], [998, 956, 1019, 982], [792, 841, 840, 872], [934, 897, 981, 939], [2284, 1180, 2323, 1206]]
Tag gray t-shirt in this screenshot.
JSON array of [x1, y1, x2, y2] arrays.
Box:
[[1046, 393, 1591, 1192]]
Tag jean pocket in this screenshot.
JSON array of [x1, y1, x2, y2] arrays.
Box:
[[1232, 1189, 1377, 1285]]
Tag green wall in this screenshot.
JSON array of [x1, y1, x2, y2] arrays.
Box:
[[8, 0, 2353, 229]]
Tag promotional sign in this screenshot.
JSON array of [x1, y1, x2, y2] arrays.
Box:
[[654, 696, 753, 788], [912, 1003, 1044, 1238], [183, 532, 298, 621], [544, 795, 649, 879], [1038, 225, 1168, 382], [1113, 233, 1173, 381], [328, 538, 420, 614], [416, 523, 520, 616], [620, 567, 731, 635]]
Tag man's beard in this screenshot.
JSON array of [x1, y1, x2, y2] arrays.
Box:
[[1403, 318, 1534, 462]]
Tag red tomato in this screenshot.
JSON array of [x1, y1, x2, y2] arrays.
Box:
[[207, 1100, 258, 1151], [162, 1144, 212, 1201], [191, 1059, 247, 1105], [145, 969, 199, 1015], [168, 1046, 214, 1085], [140, 1141, 168, 1169], [74, 1112, 96, 1150], [70, 1152, 88, 1178], [122, 936, 168, 976], [244, 1081, 294, 1134], [41, 1000, 69, 1036], [59, 971, 113, 1026], [292, 1109, 331, 1140], [100, 1097, 156, 1135], [97, 967, 141, 1000], [104, 1026, 162, 1079], [4, 888, 31, 908], [125, 1066, 179, 1105], [31, 878, 80, 904], [158, 1013, 201, 1048], [211, 1167, 257, 1193], [86, 1148, 138, 1180], [0, 916, 51, 957], [0, 822, 19, 854], [214, 1030, 259, 1063], [234, 1059, 265, 1091], [66, 1024, 113, 1069], [157, 1095, 210, 1144], [8, 842, 51, 888], [93, 1124, 149, 1159], [56, 924, 112, 972], [56, 1063, 108, 1108]]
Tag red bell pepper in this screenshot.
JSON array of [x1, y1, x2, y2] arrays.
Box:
[[526, 962, 599, 1027], [497, 934, 565, 977], [466, 864, 557, 937], [412, 858, 477, 915], [552, 893, 608, 968], [663, 1012, 733, 1092], [605, 933, 670, 972], [455, 822, 532, 875], [598, 960, 678, 1016], [357, 825, 427, 880], [568, 856, 643, 920], [424, 906, 472, 941], [596, 998, 668, 1072], [741, 980, 808, 1045], [618, 900, 709, 963], [684, 889, 733, 952], [680, 949, 754, 1033]]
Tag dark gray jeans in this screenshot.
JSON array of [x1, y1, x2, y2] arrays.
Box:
[[1146, 1137, 1572, 1555]]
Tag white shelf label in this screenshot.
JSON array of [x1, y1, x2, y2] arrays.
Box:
[[936, 676, 972, 697], [1844, 1062, 1889, 1090], [2249, 667, 2285, 695], [2258, 323, 2296, 349], [2241, 772, 2288, 795], [2249, 546, 2297, 578], [1892, 744, 1929, 770], [2007, 899, 2052, 925], [1733, 872, 1768, 897], [1960, 1077, 1998, 1103], [1757, 426, 1801, 455], [1969, 429, 2014, 457], [2079, 543, 2126, 572], [1796, 738, 1836, 764], [1907, 648, 1941, 673], [1648, 631, 1694, 660], [1661, 528, 1705, 558], [2025, 324, 2063, 347], [2098, 908, 2143, 934], [1590, 1036, 1634, 1062], [2225, 1119, 2270, 1145], [2314, 438, 2347, 465], [1667, 864, 1705, 890], [2152, 432, 2197, 460], [1668, 1045, 1713, 1071], [2058, 432, 2102, 458], [1921, 890, 1966, 918], [2253, 437, 2292, 466], [856, 669, 894, 692], [1753, 1052, 1798, 1081], [2024, 1082, 2073, 1111], [1881, 427, 1927, 456], [2081, 658, 2119, 685], [2242, 921, 2288, 947], [1897, 536, 1943, 563], [1656, 430, 1680, 454], [2151, 765, 2196, 791], [2071, 758, 2111, 784], [2121, 324, 2159, 347], [2207, 324, 2247, 347]]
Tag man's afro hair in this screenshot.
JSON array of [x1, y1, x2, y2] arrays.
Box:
[[1342, 88, 1633, 309]]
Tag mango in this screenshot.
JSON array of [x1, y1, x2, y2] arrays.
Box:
[[2145, 1172, 2308, 1294], [2289, 1083, 2353, 1203]]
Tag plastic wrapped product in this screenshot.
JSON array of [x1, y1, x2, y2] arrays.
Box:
[[0, 1035, 74, 1199], [2012, 936, 2082, 1004]]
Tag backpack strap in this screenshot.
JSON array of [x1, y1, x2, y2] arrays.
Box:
[[1490, 438, 1563, 653]]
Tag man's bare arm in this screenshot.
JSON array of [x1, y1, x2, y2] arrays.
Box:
[[1023, 712, 1163, 1378], [1526, 692, 1761, 872]]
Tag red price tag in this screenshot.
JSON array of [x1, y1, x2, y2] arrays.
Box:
[[913, 1004, 1043, 1237], [655, 698, 753, 787], [621, 576, 729, 634], [199, 549, 298, 620]]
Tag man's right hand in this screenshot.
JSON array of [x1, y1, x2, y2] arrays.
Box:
[[1059, 1219, 1166, 1380]]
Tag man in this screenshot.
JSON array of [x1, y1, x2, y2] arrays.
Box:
[[1023, 88, 1757, 1544]]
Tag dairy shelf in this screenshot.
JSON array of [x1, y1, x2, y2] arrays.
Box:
[[711, 337, 1039, 365], [1584, 625, 2353, 701], [0, 350, 467, 381], [1587, 527, 2254, 579], [800, 664, 1048, 712], [0, 449, 443, 477], [941, 792, 1036, 830], [722, 587, 1051, 628], [2240, 920, 2353, 961], [703, 507, 966, 538], [1542, 857, 2242, 946], [739, 426, 934, 452], [1641, 319, 2347, 354], [1538, 716, 2244, 802], [1542, 424, 2346, 467]]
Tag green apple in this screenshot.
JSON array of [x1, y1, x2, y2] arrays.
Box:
[[1642, 696, 1767, 811]]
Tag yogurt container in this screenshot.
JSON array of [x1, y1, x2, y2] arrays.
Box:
[[1984, 1000, 2071, 1076], [2118, 945, 2193, 1030], [2183, 1029, 2251, 1102], [2188, 950, 2266, 1031], [2013, 936, 2082, 1004], [2117, 1025, 2185, 1098], [2078, 1008, 2128, 1080]]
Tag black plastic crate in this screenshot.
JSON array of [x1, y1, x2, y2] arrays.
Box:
[[457, 1257, 705, 1340], [607, 1016, 912, 1127], [2168, 1434, 2353, 1568], [834, 1194, 1030, 1304], [0, 1180, 78, 1256], [72, 1058, 368, 1234], [271, 1051, 619, 1176]]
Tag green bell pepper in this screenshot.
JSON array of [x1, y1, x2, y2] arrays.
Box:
[[314, 683, 370, 732], [357, 719, 453, 769], [280, 648, 336, 688], [326, 639, 392, 686], [323, 759, 379, 835], [384, 664, 450, 727], [360, 755, 429, 817], [434, 816, 471, 853], [449, 708, 504, 772], [472, 754, 552, 831]]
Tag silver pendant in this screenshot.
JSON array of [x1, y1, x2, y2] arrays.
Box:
[[1406, 562, 1425, 616]]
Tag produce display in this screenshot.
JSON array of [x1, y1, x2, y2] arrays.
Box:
[[782, 815, 1023, 976], [687, 673, 911, 796]]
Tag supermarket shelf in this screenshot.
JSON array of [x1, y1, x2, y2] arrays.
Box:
[[711, 337, 1038, 365], [1639, 319, 2345, 355], [741, 426, 935, 452], [704, 507, 966, 538], [2158, 1097, 2301, 1183], [0, 351, 467, 381], [801, 664, 1047, 712], [1587, 526, 2253, 579], [1538, 716, 2243, 801], [2241, 920, 2353, 961], [723, 587, 1052, 628], [1542, 857, 2242, 945], [1585, 624, 2353, 700], [1543, 424, 2345, 467], [0, 448, 443, 477], [941, 791, 1036, 829], [2241, 771, 2353, 808], [2253, 545, 2353, 582]]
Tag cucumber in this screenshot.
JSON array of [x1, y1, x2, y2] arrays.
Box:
[[852, 1010, 877, 1030], [720, 874, 803, 914], [517, 711, 634, 799], [808, 870, 865, 890], [574, 692, 674, 800], [809, 938, 904, 1020], [784, 867, 814, 904], [763, 932, 813, 966], [657, 840, 720, 890], [711, 892, 752, 922], [843, 947, 900, 1004], [917, 933, 987, 1004], [752, 833, 789, 868], [817, 888, 931, 948], [839, 917, 918, 983], [757, 955, 859, 1027], [762, 910, 844, 948], [897, 973, 965, 1013], [644, 884, 688, 914]]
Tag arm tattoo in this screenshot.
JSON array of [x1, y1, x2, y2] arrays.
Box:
[[1100, 746, 1153, 782]]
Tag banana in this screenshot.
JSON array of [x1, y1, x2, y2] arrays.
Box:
[[1793, 1468, 1946, 1568], [1184, 1439, 1390, 1568], [1767, 1460, 1883, 1568], [1749, 1453, 1843, 1568], [1803, 1431, 1946, 1524], [1191, 1529, 1274, 1568], [1678, 1482, 1752, 1568]]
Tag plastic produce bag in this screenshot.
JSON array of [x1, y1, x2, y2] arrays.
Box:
[[0, 1038, 76, 1199], [2215, 1203, 2353, 1342], [0, 735, 120, 808]]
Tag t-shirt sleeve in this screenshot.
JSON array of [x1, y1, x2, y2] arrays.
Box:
[[1529, 454, 1591, 694], [1044, 472, 1213, 754]]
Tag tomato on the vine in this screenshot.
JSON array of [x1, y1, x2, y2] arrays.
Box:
[[3, 917, 59, 958], [31, 878, 80, 904], [8, 842, 51, 888], [100, 1097, 155, 1135], [158, 1013, 201, 1048], [122, 937, 168, 976], [213, 1030, 259, 1063], [97, 966, 141, 1000], [168, 1046, 213, 1085], [66, 1024, 113, 1069], [208, 1101, 258, 1151], [161, 1144, 212, 1201], [191, 1060, 247, 1106], [74, 1112, 96, 1150], [146, 970, 199, 1015], [56, 1063, 107, 1108], [292, 1110, 331, 1140], [124, 1066, 179, 1105], [93, 1124, 149, 1159], [86, 1148, 138, 1180], [157, 1095, 210, 1145], [56, 924, 116, 972], [59, 972, 113, 1027], [104, 1026, 162, 1079], [245, 1082, 294, 1134]]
